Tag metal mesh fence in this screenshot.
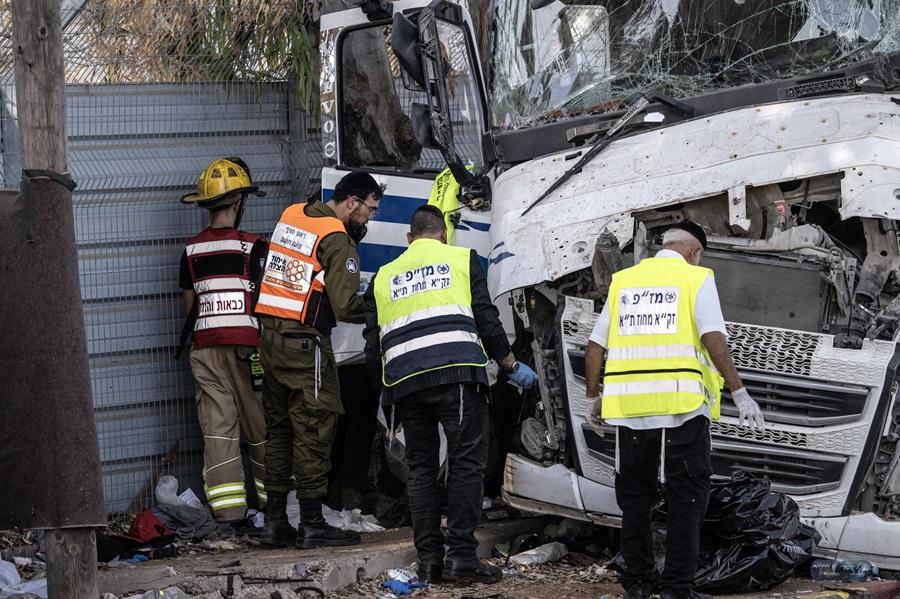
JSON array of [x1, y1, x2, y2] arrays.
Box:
[[0, 1, 323, 515]]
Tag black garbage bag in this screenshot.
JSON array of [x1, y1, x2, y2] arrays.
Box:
[[693, 472, 820, 594], [610, 472, 820, 594]]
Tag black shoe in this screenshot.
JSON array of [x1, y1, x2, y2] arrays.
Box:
[[260, 491, 295, 548], [417, 562, 443, 583], [295, 498, 361, 549], [444, 559, 502, 585], [624, 580, 655, 599], [657, 590, 711, 599]]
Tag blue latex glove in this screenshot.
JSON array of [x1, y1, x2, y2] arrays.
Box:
[[508, 362, 538, 389], [381, 579, 428, 595]]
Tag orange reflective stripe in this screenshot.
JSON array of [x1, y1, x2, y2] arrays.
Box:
[[255, 204, 345, 322]]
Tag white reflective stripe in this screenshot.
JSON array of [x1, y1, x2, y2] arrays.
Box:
[[382, 304, 474, 337], [186, 240, 249, 256], [206, 483, 246, 498], [194, 277, 251, 293], [247, 439, 266, 447], [384, 330, 481, 363], [203, 435, 240, 442], [254, 479, 266, 489], [256, 292, 305, 313], [257, 491, 268, 501], [209, 496, 247, 510], [195, 314, 259, 331], [607, 344, 714, 369], [607, 344, 698, 361], [314, 270, 325, 284], [603, 379, 705, 396]]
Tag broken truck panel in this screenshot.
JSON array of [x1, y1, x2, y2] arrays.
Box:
[[322, 0, 900, 568]]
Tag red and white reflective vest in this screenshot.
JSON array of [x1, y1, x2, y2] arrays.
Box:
[[254, 204, 345, 325], [185, 227, 260, 349]]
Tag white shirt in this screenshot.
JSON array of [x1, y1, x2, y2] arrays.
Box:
[[588, 249, 727, 430]]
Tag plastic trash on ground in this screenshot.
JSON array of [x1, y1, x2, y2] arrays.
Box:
[[323, 505, 385, 533], [385, 569, 417, 583], [809, 558, 879, 582], [508, 541, 568, 565], [155, 475, 184, 506], [0, 559, 48, 599], [381, 578, 427, 596]]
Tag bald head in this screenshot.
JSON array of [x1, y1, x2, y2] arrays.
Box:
[[662, 227, 704, 265]]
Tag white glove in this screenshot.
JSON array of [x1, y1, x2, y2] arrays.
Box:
[[732, 387, 765, 432], [586, 395, 604, 437]]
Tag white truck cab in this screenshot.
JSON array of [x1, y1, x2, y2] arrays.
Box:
[[321, 0, 900, 569]]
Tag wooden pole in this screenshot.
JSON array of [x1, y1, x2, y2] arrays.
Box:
[[10, 1, 99, 596]]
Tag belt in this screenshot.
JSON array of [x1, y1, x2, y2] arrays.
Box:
[[261, 328, 320, 351]]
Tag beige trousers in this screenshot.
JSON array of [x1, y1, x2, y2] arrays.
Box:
[[190, 345, 267, 522]]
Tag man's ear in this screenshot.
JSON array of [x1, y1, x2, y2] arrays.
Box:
[[406, 232, 413, 245], [440, 230, 448, 244]]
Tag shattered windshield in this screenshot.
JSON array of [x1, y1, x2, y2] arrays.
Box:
[[492, 0, 900, 129]]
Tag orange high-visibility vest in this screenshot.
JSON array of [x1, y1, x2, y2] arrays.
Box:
[[255, 204, 346, 324]]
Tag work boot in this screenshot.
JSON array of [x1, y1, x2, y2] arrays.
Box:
[[624, 580, 655, 599], [416, 562, 443, 584], [260, 491, 295, 548], [296, 498, 361, 549], [443, 559, 502, 585]]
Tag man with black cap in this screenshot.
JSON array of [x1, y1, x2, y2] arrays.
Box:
[[255, 171, 383, 549], [583, 221, 765, 599], [178, 157, 269, 526]]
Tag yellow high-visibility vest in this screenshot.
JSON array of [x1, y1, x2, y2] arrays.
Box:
[[374, 238, 488, 387], [601, 256, 723, 420]]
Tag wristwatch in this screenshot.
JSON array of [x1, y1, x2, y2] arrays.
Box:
[[503, 361, 519, 374]]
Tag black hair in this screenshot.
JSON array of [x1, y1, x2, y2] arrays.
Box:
[[332, 171, 385, 203], [410, 205, 446, 238]]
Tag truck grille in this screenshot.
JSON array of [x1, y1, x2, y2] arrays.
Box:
[[710, 440, 845, 494], [722, 370, 868, 426], [584, 428, 845, 494]]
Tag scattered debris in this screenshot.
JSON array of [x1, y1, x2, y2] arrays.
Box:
[[509, 542, 568, 566], [0, 557, 47, 599]]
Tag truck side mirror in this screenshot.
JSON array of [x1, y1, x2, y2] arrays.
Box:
[[411, 102, 439, 149], [391, 12, 426, 90]]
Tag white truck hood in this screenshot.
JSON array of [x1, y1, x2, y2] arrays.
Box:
[[488, 93, 900, 298]]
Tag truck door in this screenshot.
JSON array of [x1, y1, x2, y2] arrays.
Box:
[[320, 2, 492, 360]]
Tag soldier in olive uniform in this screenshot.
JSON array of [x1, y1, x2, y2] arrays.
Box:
[[255, 172, 383, 548]]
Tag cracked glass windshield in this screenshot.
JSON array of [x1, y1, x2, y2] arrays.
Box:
[[492, 0, 900, 130]]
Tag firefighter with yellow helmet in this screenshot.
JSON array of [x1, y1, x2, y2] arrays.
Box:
[[178, 157, 269, 527]]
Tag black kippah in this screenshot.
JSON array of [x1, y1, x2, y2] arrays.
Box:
[[669, 221, 707, 249]]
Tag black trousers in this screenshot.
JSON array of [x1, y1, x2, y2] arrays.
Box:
[[397, 383, 488, 565], [615, 415, 712, 598]]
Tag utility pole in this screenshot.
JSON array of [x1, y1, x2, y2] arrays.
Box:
[[5, 1, 104, 596]]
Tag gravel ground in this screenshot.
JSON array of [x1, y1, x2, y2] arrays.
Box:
[[327, 557, 827, 599]]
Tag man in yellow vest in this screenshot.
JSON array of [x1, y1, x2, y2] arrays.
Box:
[[255, 171, 382, 549], [364, 205, 538, 585], [584, 221, 765, 599]]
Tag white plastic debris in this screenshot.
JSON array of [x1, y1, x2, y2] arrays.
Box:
[[508, 541, 568, 566], [11, 557, 31, 568], [385, 568, 417, 583], [249, 509, 265, 528], [0, 559, 21, 586], [285, 491, 384, 533], [323, 506, 385, 533], [177, 488, 202, 509], [155, 475, 185, 506], [0, 576, 48, 599]]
